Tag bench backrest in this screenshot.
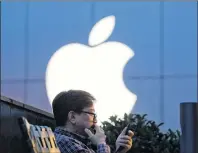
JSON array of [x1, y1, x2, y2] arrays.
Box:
[[18, 117, 60, 153]]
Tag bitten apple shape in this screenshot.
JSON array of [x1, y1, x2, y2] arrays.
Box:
[[45, 15, 137, 123]]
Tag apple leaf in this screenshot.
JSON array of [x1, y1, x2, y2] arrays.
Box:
[[88, 15, 115, 47]]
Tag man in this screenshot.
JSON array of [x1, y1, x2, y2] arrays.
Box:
[[53, 90, 134, 153]]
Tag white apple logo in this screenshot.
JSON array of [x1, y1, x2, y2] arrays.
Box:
[[45, 15, 137, 124]]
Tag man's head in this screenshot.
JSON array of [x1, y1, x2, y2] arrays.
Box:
[[52, 90, 97, 135]]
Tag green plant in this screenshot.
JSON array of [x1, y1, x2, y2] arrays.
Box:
[[101, 113, 180, 153]]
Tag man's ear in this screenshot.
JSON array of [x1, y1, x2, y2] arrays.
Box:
[[68, 111, 76, 124]]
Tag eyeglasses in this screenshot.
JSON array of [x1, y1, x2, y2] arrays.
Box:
[[80, 111, 97, 122]]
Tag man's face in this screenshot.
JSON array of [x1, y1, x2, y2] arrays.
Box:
[[75, 104, 97, 136]]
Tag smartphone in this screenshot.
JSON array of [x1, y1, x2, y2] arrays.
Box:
[[124, 124, 131, 135]]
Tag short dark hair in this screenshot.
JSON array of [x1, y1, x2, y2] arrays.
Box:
[[52, 90, 95, 126]]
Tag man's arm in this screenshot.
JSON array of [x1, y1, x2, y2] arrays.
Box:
[[97, 143, 111, 153], [58, 139, 91, 153], [57, 138, 110, 153], [78, 143, 110, 153]]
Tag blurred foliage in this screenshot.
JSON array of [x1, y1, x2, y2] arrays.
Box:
[[101, 113, 180, 153]]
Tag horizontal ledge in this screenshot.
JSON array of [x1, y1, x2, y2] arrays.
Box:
[[180, 102, 198, 105], [0, 95, 54, 119]]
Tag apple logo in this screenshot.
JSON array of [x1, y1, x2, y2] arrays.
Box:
[[45, 15, 137, 124]]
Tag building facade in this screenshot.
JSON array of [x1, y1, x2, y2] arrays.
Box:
[[1, 2, 197, 131]]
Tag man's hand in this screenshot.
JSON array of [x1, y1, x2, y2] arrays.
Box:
[[85, 125, 106, 146], [115, 126, 134, 153]]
